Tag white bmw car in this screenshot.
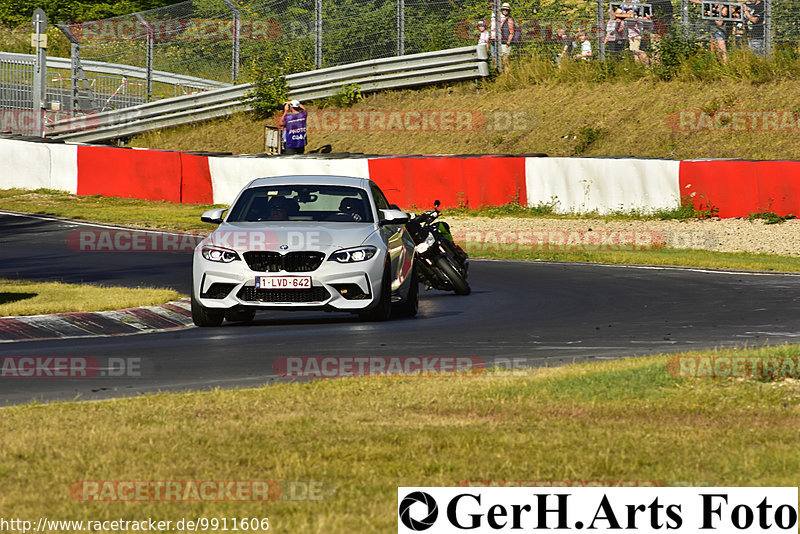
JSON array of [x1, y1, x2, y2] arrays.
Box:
[[191, 175, 418, 326]]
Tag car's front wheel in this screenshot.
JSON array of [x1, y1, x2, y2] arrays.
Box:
[[393, 261, 419, 318], [191, 285, 225, 327], [360, 259, 392, 322]]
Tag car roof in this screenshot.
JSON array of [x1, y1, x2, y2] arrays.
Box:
[[246, 175, 370, 189]]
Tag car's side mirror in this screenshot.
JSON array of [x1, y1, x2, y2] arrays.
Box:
[[379, 208, 410, 226], [201, 208, 227, 224]]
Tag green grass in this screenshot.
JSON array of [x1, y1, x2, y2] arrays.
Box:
[[0, 189, 224, 232], [3, 345, 800, 532], [470, 247, 800, 273], [0, 278, 182, 315], [748, 211, 797, 225], [442, 199, 707, 221]]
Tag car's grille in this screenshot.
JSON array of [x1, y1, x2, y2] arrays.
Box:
[[243, 251, 325, 272], [237, 286, 331, 303], [202, 283, 237, 299]]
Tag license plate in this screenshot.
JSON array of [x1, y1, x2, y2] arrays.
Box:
[[255, 276, 312, 289]]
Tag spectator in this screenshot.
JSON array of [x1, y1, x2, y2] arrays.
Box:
[[650, 0, 674, 32], [692, 0, 730, 63], [556, 27, 573, 64], [732, 20, 746, 49], [573, 32, 592, 60], [604, 9, 625, 56], [498, 2, 516, 73], [620, 3, 650, 64], [477, 19, 491, 57], [605, 8, 626, 57], [744, 0, 764, 56], [278, 99, 307, 155]]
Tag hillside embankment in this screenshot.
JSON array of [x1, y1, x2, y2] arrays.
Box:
[[130, 77, 800, 160]]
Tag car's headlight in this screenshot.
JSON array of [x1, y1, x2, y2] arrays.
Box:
[[328, 246, 377, 263], [415, 232, 435, 254], [201, 246, 240, 263]]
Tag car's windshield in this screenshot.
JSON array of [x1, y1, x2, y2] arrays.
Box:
[[227, 185, 374, 223]]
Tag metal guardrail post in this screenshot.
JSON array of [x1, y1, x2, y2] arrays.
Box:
[[223, 0, 240, 84], [397, 0, 405, 56], [764, 0, 772, 56], [32, 8, 48, 137], [681, 0, 689, 35], [70, 42, 80, 112], [493, 0, 501, 71], [597, 0, 605, 61], [136, 14, 154, 100], [315, 0, 323, 69]]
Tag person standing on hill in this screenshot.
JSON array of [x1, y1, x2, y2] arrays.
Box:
[[498, 2, 516, 73], [744, 0, 765, 55], [691, 0, 730, 63], [477, 19, 491, 57], [279, 99, 307, 155], [556, 27, 574, 63], [605, 8, 626, 57]]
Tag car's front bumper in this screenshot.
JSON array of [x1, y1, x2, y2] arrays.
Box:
[[192, 250, 385, 312]]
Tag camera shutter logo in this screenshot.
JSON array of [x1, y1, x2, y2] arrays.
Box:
[[399, 491, 439, 531]]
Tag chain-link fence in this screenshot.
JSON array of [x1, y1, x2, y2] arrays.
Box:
[[470, 0, 799, 65], [57, 0, 473, 86], [56, 0, 800, 90]]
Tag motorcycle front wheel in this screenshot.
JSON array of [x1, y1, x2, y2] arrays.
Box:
[[435, 256, 471, 296]]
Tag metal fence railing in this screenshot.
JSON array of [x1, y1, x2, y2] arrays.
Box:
[[46, 45, 490, 143]]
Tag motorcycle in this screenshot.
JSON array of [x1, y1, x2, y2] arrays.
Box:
[[405, 200, 470, 295]]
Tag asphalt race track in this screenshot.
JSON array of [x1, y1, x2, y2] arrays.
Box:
[[2, 211, 800, 406]]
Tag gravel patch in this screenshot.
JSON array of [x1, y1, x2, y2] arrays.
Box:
[[440, 216, 800, 257]]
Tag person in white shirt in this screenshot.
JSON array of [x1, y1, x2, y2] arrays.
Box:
[[573, 32, 592, 60], [477, 19, 490, 57]]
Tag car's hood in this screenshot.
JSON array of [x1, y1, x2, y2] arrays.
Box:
[[201, 221, 378, 253]]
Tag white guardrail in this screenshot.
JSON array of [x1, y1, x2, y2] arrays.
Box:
[[46, 45, 490, 143], [0, 52, 230, 90]]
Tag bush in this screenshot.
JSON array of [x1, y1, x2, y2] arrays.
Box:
[[330, 83, 362, 107], [245, 50, 314, 119], [652, 32, 702, 80]]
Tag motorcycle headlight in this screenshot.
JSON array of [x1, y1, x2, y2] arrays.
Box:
[[329, 246, 377, 263], [201, 246, 240, 263], [415, 232, 436, 254]]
